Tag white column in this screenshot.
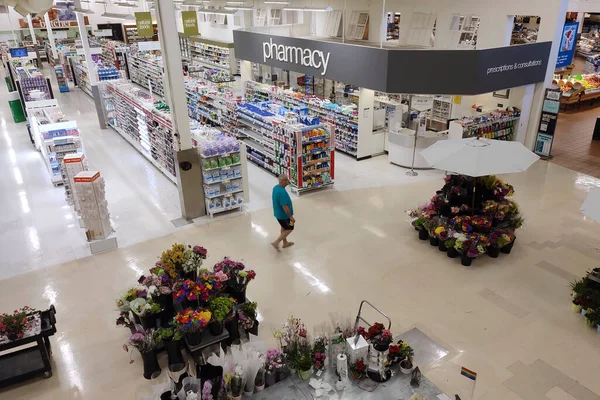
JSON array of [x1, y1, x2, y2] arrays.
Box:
[[26, 14, 36, 44], [523, 0, 569, 150], [76, 12, 98, 86], [44, 13, 58, 62], [155, 0, 206, 219], [154, 0, 192, 150], [241, 60, 252, 85], [577, 12, 585, 34]]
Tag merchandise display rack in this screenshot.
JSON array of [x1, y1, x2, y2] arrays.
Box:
[[245, 81, 359, 157], [197, 133, 249, 217], [101, 81, 176, 182], [74, 171, 113, 242], [181, 36, 237, 75], [127, 51, 165, 97], [72, 57, 93, 98], [236, 101, 335, 192], [28, 101, 82, 185], [62, 153, 88, 212], [449, 109, 521, 140]]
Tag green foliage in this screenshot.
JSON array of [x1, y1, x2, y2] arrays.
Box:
[[154, 327, 183, 342], [209, 297, 234, 322], [296, 354, 312, 371]]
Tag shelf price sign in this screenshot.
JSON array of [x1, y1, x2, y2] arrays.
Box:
[[182, 11, 199, 37], [135, 12, 154, 37], [534, 88, 561, 158]]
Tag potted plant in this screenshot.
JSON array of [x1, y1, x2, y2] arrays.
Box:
[[0, 306, 35, 341], [208, 297, 234, 336], [154, 327, 184, 365], [130, 298, 162, 330], [123, 329, 160, 379], [445, 237, 458, 258], [296, 353, 312, 380], [398, 340, 414, 363], [400, 356, 414, 375], [230, 366, 244, 400], [255, 365, 266, 391], [172, 308, 211, 346], [367, 322, 393, 351], [387, 344, 401, 364], [238, 301, 258, 335], [350, 358, 366, 379]]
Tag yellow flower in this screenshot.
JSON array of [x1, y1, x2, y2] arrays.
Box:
[[434, 226, 446, 235], [198, 310, 212, 321]]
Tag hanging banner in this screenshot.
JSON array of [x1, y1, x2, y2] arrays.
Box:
[[135, 12, 154, 37], [534, 88, 561, 158], [182, 11, 199, 37], [556, 22, 579, 68]]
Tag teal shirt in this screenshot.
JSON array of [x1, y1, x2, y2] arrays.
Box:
[[272, 185, 293, 220]]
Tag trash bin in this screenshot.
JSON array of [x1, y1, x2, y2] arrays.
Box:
[[594, 118, 600, 141], [8, 91, 26, 123]]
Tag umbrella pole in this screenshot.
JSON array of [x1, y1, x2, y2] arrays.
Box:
[[406, 95, 418, 177], [472, 176, 477, 214]]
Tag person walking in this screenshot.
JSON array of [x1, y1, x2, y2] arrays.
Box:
[[271, 174, 295, 250]]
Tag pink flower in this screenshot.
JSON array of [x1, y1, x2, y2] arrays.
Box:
[[214, 271, 228, 282]]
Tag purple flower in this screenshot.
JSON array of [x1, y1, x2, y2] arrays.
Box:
[[193, 245, 208, 258]]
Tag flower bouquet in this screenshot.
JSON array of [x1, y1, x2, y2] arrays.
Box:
[[173, 308, 212, 346], [154, 327, 184, 366], [116, 311, 136, 334], [255, 364, 266, 391], [123, 329, 160, 379], [129, 297, 162, 330], [208, 297, 234, 336], [238, 301, 258, 335], [229, 366, 244, 400], [159, 243, 188, 279], [182, 245, 208, 280], [0, 306, 35, 342], [350, 358, 366, 379], [265, 349, 286, 384]]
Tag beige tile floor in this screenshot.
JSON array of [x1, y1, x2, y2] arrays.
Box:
[[1, 161, 600, 400]]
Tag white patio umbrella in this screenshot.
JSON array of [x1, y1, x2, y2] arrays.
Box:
[[581, 188, 600, 223], [421, 137, 540, 177]]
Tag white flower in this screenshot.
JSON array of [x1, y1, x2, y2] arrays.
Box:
[[453, 233, 466, 241]]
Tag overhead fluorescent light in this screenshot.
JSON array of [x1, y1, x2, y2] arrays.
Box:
[[182, 0, 211, 6], [264, 1, 289, 3], [74, 7, 95, 14], [94, 1, 108, 3], [283, 6, 332, 11], [196, 9, 236, 15], [114, 2, 138, 7], [101, 12, 136, 20], [225, 1, 245, 3], [224, 6, 252, 10]]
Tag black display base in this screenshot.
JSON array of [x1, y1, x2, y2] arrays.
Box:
[[367, 369, 392, 383]]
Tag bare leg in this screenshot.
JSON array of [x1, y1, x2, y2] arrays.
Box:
[[272, 229, 292, 248]]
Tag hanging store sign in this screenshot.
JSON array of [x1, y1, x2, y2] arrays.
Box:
[[135, 12, 154, 37], [233, 30, 552, 95], [556, 22, 579, 69], [182, 11, 199, 37]]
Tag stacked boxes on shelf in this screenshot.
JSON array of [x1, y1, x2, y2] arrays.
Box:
[[73, 171, 113, 241]]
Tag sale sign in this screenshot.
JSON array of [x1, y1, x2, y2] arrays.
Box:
[[556, 22, 579, 69]]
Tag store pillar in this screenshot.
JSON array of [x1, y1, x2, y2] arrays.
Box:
[[155, 0, 206, 220], [241, 60, 252, 84], [44, 13, 58, 64], [76, 10, 106, 130], [523, 0, 569, 150], [26, 14, 41, 66]]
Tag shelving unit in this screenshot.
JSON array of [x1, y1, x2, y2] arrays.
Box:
[[428, 96, 453, 131], [449, 111, 520, 140], [127, 52, 164, 97], [197, 134, 249, 217], [29, 103, 82, 186], [72, 57, 93, 98], [183, 36, 237, 75], [245, 81, 359, 158], [100, 81, 176, 182], [74, 171, 113, 241]]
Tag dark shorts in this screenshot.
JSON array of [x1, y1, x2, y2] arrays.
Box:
[[277, 218, 294, 231]]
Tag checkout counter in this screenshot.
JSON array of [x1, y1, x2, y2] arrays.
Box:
[[388, 128, 447, 168]]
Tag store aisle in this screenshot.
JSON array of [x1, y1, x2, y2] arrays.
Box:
[[0, 69, 443, 280], [1, 161, 600, 400]]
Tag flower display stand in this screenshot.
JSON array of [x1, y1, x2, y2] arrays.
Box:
[[0, 305, 57, 388], [184, 328, 230, 364]]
